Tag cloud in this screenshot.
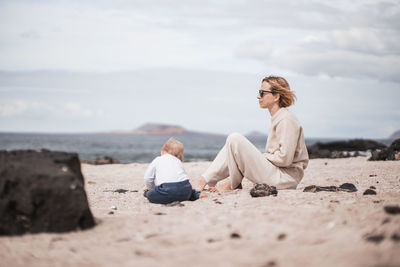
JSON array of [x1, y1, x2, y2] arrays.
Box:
[[0, 0, 398, 81], [63, 102, 95, 117], [20, 30, 41, 40], [236, 26, 400, 82], [0, 100, 41, 117]]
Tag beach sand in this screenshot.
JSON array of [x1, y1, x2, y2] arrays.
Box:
[[1, 157, 399, 267]]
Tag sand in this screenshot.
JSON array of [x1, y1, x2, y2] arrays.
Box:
[[1, 157, 400, 267]]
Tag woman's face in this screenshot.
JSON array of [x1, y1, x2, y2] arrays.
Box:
[[258, 81, 279, 109]]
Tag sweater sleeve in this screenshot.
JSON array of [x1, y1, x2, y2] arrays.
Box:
[[266, 118, 300, 167], [144, 158, 157, 189]]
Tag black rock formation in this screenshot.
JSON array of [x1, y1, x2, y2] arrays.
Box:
[[307, 139, 386, 159], [303, 183, 357, 193], [80, 156, 120, 165], [369, 139, 400, 161], [0, 149, 95, 236]]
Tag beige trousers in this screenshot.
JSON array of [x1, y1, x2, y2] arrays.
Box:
[[202, 133, 298, 189]]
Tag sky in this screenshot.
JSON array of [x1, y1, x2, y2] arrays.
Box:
[[0, 0, 399, 138]]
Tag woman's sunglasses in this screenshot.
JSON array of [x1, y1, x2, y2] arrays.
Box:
[[258, 90, 273, 97]]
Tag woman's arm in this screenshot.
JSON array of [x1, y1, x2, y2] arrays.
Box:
[[266, 118, 300, 167]]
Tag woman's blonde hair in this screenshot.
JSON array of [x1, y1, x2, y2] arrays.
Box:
[[262, 76, 296, 107], [161, 138, 184, 162]]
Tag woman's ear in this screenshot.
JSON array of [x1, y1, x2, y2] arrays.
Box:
[[274, 93, 280, 103]]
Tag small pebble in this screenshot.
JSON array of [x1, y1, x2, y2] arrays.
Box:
[[230, 232, 241, 239], [382, 218, 390, 224], [365, 234, 385, 244], [110, 206, 117, 210], [363, 189, 376, 195], [277, 233, 286, 240], [264, 260, 277, 267], [391, 233, 400, 242], [384, 205, 400, 215]]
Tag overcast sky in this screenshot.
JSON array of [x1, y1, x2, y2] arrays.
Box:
[[0, 0, 399, 138]]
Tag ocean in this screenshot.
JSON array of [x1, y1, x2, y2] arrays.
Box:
[[0, 133, 391, 163]]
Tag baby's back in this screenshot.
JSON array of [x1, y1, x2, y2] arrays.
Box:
[[153, 153, 188, 185]]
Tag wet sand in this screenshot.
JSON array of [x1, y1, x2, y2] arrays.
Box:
[[1, 157, 399, 267]]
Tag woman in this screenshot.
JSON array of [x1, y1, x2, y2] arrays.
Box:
[[193, 76, 309, 192]]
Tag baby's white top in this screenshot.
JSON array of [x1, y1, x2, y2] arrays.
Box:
[[143, 153, 189, 189]]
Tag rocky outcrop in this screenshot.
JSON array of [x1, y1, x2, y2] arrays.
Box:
[[369, 139, 400, 161], [307, 139, 386, 159], [80, 156, 120, 165], [0, 149, 95, 236], [389, 130, 400, 141]]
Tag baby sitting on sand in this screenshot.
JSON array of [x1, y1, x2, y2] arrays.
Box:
[[143, 138, 206, 204]]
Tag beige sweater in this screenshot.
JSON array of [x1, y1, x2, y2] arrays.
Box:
[[265, 108, 309, 180]]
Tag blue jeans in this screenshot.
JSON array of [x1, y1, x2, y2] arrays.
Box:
[[146, 180, 200, 204]]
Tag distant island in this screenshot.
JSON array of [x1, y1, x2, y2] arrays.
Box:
[[133, 123, 186, 135], [130, 123, 224, 136]]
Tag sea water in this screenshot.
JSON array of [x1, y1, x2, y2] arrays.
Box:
[[0, 133, 389, 163]]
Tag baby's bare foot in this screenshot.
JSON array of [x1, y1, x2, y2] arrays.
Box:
[[199, 192, 207, 198]]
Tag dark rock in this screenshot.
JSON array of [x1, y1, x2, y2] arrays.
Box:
[[250, 184, 278, 197], [369, 186, 376, 189], [0, 149, 95, 236], [308, 139, 386, 159], [165, 201, 185, 207], [80, 156, 120, 165], [103, 189, 135, 194], [213, 199, 223, 204], [264, 261, 277, 267], [391, 233, 400, 242], [369, 139, 400, 161], [364, 234, 385, 244], [277, 233, 286, 240], [303, 183, 357, 193], [384, 205, 400, 215], [303, 185, 336, 192], [338, 183, 357, 192], [230, 232, 241, 239], [363, 189, 377, 195]]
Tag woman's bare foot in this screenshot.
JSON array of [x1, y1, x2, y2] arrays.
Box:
[[208, 180, 232, 192], [190, 176, 207, 191], [209, 181, 242, 193]]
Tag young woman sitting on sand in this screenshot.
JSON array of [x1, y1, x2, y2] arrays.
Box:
[[192, 76, 309, 192]]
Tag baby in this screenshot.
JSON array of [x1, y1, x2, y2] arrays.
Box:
[[143, 138, 206, 204]]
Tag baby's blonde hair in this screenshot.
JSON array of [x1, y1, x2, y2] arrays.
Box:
[[161, 138, 184, 162]]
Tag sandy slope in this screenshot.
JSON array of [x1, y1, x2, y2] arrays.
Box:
[[1, 157, 399, 267]]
